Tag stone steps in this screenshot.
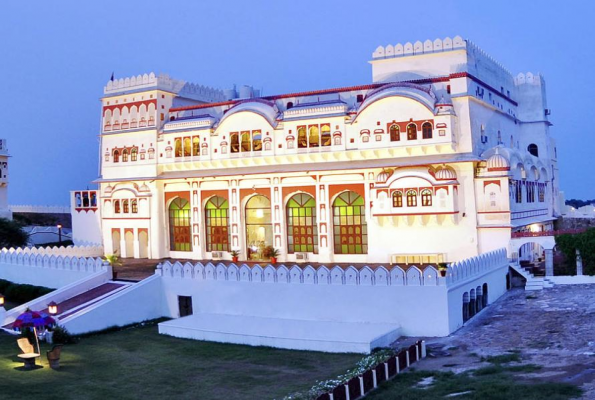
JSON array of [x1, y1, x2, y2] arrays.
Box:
[[510, 263, 555, 291]]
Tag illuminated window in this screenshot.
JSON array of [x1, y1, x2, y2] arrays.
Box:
[[392, 191, 403, 207], [241, 131, 251, 152], [205, 196, 230, 252], [321, 124, 331, 146], [406, 190, 417, 207], [421, 189, 432, 206], [333, 191, 367, 254], [123, 199, 129, 213], [230, 132, 239, 153], [297, 126, 307, 148], [308, 126, 319, 147], [407, 124, 417, 140], [113, 150, 120, 163], [175, 138, 182, 157], [122, 149, 129, 162], [131, 199, 138, 213], [114, 200, 121, 213], [422, 122, 432, 139], [169, 198, 191, 251], [390, 125, 400, 142], [131, 148, 138, 161], [252, 130, 262, 151], [192, 137, 200, 156], [286, 193, 318, 253], [184, 137, 191, 157]]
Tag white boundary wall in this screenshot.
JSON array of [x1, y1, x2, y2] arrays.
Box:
[[0, 251, 108, 288], [1, 245, 104, 258], [155, 249, 508, 337]]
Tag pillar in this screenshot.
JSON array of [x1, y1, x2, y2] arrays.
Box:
[[133, 229, 140, 259], [545, 248, 554, 276], [576, 249, 583, 276]]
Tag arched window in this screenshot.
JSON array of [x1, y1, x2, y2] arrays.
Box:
[[148, 148, 155, 159], [286, 101, 294, 109], [392, 191, 403, 207], [122, 149, 129, 162], [245, 195, 273, 260], [131, 199, 138, 213], [113, 150, 120, 163], [407, 123, 417, 140], [297, 126, 307, 148], [205, 196, 230, 252], [131, 148, 138, 161], [252, 130, 262, 151], [321, 124, 331, 147], [123, 199, 129, 213], [184, 137, 192, 157], [174, 138, 182, 157], [230, 132, 239, 153], [421, 189, 432, 206], [241, 131, 251, 152], [406, 190, 417, 207], [422, 122, 432, 139], [169, 198, 191, 251], [192, 137, 200, 156], [114, 200, 121, 213], [528, 143, 539, 157], [286, 193, 318, 254], [389, 125, 400, 142], [332, 191, 367, 254], [308, 126, 319, 147]]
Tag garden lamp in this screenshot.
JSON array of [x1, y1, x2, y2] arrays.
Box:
[[48, 301, 58, 316], [0, 293, 4, 307]]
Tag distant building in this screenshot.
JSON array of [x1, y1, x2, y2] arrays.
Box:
[[73, 36, 560, 267]]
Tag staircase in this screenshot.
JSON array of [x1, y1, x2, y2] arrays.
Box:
[[510, 263, 555, 291]]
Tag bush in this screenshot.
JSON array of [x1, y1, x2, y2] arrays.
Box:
[[52, 326, 76, 345], [0, 218, 29, 248], [0, 279, 53, 304], [556, 228, 595, 275]]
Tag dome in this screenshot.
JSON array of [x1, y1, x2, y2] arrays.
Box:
[[139, 183, 150, 192], [487, 153, 510, 171], [104, 185, 113, 194], [435, 167, 457, 180], [376, 170, 391, 183]]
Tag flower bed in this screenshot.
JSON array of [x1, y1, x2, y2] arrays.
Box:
[[283, 340, 426, 400]]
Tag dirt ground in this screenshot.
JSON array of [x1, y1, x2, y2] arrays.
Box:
[[394, 285, 595, 399]]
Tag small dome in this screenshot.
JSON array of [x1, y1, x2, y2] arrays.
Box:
[[376, 170, 391, 183], [435, 168, 457, 180], [487, 153, 510, 171], [104, 185, 113, 193], [139, 183, 150, 192]]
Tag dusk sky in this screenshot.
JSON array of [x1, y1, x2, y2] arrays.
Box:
[[0, 1, 593, 205]]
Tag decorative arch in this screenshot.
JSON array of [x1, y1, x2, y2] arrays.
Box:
[[205, 196, 230, 252], [245, 195, 272, 260], [169, 198, 191, 251], [332, 191, 367, 254], [389, 124, 400, 142]]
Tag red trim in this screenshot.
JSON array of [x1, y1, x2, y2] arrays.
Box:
[[103, 99, 157, 113], [169, 72, 518, 113]]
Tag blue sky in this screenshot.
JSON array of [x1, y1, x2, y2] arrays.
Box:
[[0, 0, 593, 205]]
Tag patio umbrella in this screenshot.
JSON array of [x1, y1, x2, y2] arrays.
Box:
[[13, 310, 56, 362]]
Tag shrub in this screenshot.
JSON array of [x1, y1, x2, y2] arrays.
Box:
[[52, 326, 76, 345], [0, 280, 53, 304], [0, 218, 29, 248], [556, 228, 595, 275]]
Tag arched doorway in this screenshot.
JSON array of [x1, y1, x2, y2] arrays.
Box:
[[139, 230, 149, 258], [245, 195, 272, 260], [286, 193, 318, 254], [112, 230, 121, 256], [125, 231, 134, 258], [332, 191, 367, 254], [519, 242, 545, 276], [169, 198, 191, 252]]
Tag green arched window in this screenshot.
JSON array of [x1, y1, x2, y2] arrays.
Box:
[[286, 193, 318, 253], [169, 198, 191, 251], [205, 196, 230, 252], [332, 191, 367, 254]]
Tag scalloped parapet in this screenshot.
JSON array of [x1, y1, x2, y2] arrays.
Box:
[[372, 36, 466, 59], [104, 72, 225, 103], [0, 245, 104, 258], [514, 72, 544, 86]]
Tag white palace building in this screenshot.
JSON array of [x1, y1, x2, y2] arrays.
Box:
[[47, 36, 560, 351]]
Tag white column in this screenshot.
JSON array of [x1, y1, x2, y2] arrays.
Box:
[[545, 248, 554, 276], [317, 181, 332, 263], [271, 178, 285, 260], [133, 228, 140, 259]]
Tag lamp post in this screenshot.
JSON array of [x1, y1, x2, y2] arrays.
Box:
[[57, 224, 63, 245], [0, 293, 4, 307], [0, 293, 5, 326]]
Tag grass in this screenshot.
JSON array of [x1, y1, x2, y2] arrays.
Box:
[[0, 324, 362, 400], [366, 366, 583, 400]]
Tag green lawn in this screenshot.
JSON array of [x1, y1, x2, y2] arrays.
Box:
[[0, 324, 362, 400]]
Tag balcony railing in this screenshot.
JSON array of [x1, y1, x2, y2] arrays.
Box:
[[511, 229, 586, 238]]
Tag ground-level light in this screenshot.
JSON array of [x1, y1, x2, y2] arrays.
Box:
[[48, 301, 58, 315], [0, 293, 4, 307]]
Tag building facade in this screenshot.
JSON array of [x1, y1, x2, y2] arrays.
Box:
[[73, 36, 559, 265]]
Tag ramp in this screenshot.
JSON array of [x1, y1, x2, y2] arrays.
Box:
[[159, 313, 400, 353]]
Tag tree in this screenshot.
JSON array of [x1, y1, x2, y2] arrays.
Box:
[[556, 228, 595, 276], [0, 218, 29, 248]]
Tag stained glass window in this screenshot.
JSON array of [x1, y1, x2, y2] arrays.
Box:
[[169, 198, 191, 251], [192, 137, 200, 156], [183, 137, 191, 157], [421, 189, 432, 206], [332, 191, 367, 254], [321, 124, 331, 147], [205, 196, 230, 252], [287, 193, 318, 253]]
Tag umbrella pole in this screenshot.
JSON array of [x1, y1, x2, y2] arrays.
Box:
[[33, 327, 42, 366]]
